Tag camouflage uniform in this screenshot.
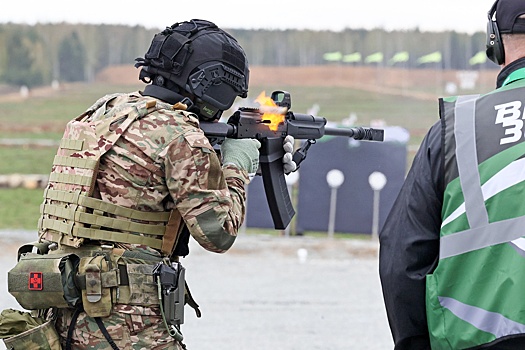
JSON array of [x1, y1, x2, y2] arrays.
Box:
[[93, 92, 248, 252], [55, 305, 181, 350], [43, 91, 249, 349]]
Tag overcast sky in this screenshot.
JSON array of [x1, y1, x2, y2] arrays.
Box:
[[1, 0, 496, 33]]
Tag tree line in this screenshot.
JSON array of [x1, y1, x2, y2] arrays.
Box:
[[0, 23, 497, 88]]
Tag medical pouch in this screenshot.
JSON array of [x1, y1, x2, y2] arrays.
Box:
[[8, 253, 80, 310]]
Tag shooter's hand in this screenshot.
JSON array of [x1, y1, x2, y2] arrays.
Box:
[[283, 135, 297, 174], [221, 138, 261, 175]]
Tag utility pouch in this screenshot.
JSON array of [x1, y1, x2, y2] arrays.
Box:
[[0, 309, 61, 350], [8, 253, 80, 310], [125, 263, 158, 306], [78, 254, 113, 317], [3, 320, 62, 350]]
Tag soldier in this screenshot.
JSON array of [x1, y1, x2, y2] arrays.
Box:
[[13, 19, 294, 349]]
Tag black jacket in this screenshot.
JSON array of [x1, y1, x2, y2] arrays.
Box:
[[378, 57, 525, 350]]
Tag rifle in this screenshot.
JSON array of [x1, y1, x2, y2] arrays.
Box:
[[200, 90, 384, 230]]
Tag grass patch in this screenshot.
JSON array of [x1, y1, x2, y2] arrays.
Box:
[[0, 188, 42, 230], [248, 84, 438, 131], [0, 147, 55, 174], [0, 133, 62, 140], [0, 81, 437, 230], [0, 83, 143, 132]]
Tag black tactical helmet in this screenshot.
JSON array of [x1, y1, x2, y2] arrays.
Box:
[[135, 19, 249, 120]]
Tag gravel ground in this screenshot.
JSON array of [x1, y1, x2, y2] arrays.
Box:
[[0, 230, 394, 350]]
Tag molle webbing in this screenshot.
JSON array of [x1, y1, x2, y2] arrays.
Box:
[[40, 190, 178, 252], [59, 138, 85, 151], [42, 223, 165, 250], [52, 155, 98, 171], [39, 94, 183, 254], [43, 189, 170, 222]]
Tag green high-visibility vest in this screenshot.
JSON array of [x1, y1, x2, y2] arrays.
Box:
[[427, 68, 525, 349]]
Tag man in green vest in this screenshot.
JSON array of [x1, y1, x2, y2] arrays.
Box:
[[379, 0, 525, 349]]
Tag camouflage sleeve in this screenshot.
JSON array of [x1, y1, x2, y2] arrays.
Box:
[[164, 130, 249, 253]]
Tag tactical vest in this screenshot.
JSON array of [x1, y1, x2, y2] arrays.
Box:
[[38, 93, 183, 256], [7, 93, 201, 345], [427, 75, 525, 349]]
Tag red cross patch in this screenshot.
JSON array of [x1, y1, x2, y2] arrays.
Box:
[[28, 272, 43, 291]]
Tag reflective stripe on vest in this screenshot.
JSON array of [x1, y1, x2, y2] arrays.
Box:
[[451, 95, 487, 228], [439, 297, 525, 338]]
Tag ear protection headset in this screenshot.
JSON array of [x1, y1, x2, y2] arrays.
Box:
[[486, 0, 505, 65]]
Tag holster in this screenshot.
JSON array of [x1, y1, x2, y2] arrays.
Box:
[[154, 262, 186, 327]]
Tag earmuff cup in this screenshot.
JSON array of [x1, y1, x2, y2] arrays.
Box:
[[486, 0, 505, 65]]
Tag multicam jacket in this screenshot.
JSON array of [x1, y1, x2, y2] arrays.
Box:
[[39, 91, 248, 254]]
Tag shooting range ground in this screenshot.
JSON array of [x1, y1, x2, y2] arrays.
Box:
[[0, 230, 392, 350]]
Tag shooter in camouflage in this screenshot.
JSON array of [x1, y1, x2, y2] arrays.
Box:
[[28, 19, 294, 350]]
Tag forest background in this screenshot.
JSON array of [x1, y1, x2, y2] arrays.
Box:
[[0, 23, 497, 87]]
